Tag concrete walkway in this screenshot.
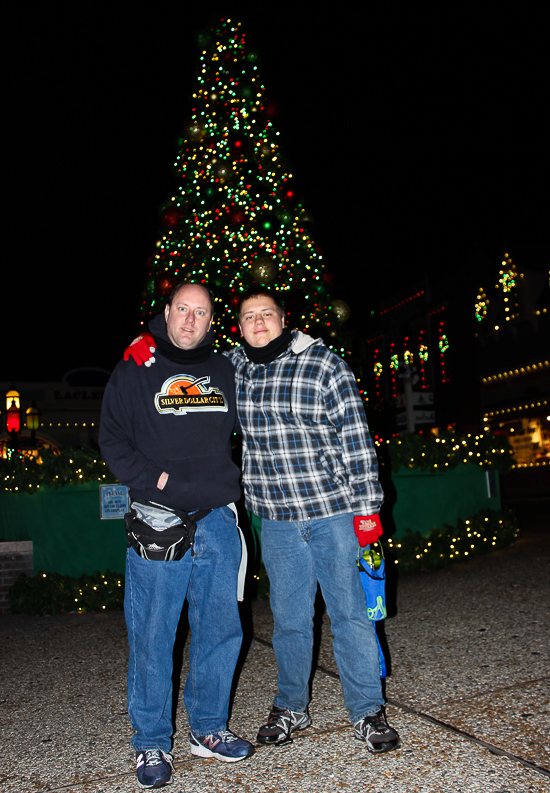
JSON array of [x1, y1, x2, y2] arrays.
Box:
[[1, 501, 548, 792]]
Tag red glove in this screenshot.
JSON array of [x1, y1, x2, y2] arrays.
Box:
[[353, 515, 383, 547], [123, 333, 157, 367]]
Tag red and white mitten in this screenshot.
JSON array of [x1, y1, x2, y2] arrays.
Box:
[[123, 333, 157, 367], [353, 514, 383, 547]]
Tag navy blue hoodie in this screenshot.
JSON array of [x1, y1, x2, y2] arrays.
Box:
[[99, 314, 241, 512]]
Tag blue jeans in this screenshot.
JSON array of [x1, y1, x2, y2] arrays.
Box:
[[124, 506, 243, 752], [261, 512, 384, 724]]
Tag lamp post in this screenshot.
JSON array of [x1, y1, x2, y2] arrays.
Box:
[[25, 402, 41, 446], [6, 398, 21, 433], [5, 387, 21, 413], [6, 387, 21, 451], [3, 387, 42, 457]]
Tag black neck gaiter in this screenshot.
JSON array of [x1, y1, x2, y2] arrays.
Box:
[[242, 327, 293, 364], [152, 333, 213, 364]]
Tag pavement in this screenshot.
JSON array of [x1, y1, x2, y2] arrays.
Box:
[[1, 499, 549, 793]]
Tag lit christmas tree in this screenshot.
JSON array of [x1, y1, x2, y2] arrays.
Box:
[[139, 18, 350, 354]]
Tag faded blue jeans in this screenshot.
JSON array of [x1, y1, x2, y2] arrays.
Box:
[[124, 506, 242, 752], [261, 512, 384, 724]]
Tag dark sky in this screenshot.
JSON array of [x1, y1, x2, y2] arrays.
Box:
[[3, 7, 548, 381]]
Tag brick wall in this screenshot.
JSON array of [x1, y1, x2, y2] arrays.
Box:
[[0, 541, 33, 615]]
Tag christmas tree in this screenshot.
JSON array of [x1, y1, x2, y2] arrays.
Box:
[[139, 18, 350, 355]]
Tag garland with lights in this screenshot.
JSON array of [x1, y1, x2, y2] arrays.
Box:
[[379, 430, 514, 475], [8, 570, 124, 615], [0, 445, 117, 494], [139, 18, 351, 356], [1, 431, 513, 494], [385, 507, 519, 574]]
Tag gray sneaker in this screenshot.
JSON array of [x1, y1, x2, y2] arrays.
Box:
[[257, 705, 312, 745], [353, 708, 400, 754]]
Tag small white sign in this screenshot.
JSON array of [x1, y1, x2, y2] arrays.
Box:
[[100, 485, 129, 519]]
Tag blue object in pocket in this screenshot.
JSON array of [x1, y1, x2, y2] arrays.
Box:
[[357, 542, 387, 677], [357, 543, 387, 621]]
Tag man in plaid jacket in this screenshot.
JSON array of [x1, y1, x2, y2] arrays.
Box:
[[227, 286, 399, 754]]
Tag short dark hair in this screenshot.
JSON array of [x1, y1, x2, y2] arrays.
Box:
[[167, 281, 215, 313], [237, 286, 285, 319]]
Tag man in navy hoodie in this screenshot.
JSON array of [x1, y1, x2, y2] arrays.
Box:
[[100, 283, 254, 789]]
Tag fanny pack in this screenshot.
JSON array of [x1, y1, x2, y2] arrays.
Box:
[[124, 500, 211, 561]]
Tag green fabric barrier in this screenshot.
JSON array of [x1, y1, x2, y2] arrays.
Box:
[[390, 463, 501, 538], [0, 482, 127, 576], [0, 464, 500, 575], [248, 465, 500, 544]]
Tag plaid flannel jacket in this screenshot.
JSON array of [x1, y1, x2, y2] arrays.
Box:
[[225, 331, 383, 521]]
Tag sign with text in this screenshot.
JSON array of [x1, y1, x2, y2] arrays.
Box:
[[396, 390, 435, 428], [100, 485, 129, 519]]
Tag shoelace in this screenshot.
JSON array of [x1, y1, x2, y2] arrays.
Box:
[[266, 711, 292, 740], [361, 714, 393, 738], [268, 709, 289, 725], [373, 716, 392, 734], [141, 750, 167, 767], [143, 749, 168, 766], [217, 730, 238, 742]]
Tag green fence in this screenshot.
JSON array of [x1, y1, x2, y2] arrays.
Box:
[[0, 482, 126, 576], [390, 463, 501, 538], [0, 464, 501, 576]]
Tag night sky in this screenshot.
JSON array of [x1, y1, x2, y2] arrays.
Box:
[[3, 7, 548, 381]]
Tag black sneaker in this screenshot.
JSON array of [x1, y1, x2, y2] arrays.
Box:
[[135, 749, 174, 788], [353, 708, 400, 754], [257, 706, 312, 745]]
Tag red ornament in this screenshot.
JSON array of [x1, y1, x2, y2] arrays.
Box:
[[161, 207, 184, 229], [323, 271, 335, 287], [155, 273, 178, 298], [228, 207, 245, 226]]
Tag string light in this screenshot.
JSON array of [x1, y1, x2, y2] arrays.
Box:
[[475, 287, 489, 322], [375, 430, 513, 473], [482, 361, 549, 384], [497, 253, 520, 321], [380, 291, 425, 315], [385, 508, 520, 573]]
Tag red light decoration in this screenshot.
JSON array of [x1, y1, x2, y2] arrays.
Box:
[[389, 342, 398, 399], [6, 400, 20, 433], [438, 320, 450, 383], [380, 291, 424, 316]]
